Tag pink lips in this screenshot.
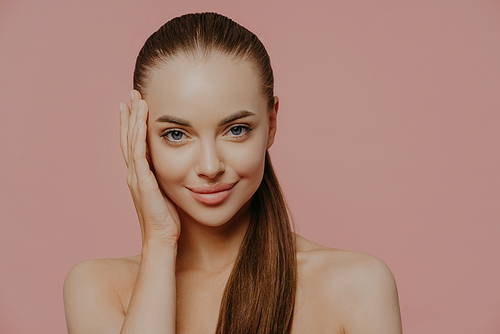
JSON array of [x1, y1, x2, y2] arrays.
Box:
[[187, 182, 237, 205]]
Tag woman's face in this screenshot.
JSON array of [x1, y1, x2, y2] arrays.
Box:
[[145, 54, 277, 227]]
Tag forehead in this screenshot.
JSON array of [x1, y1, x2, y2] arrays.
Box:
[[145, 54, 267, 122]]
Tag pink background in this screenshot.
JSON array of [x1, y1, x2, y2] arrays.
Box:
[[1, 0, 499, 333]]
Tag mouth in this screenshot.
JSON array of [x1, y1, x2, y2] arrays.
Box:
[[186, 182, 237, 205]]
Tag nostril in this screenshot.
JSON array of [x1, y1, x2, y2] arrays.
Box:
[[196, 155, 225, 178]]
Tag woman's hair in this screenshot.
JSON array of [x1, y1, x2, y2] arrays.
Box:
[[133, 12, 297, 334]]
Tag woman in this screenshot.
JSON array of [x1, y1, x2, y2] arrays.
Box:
[[63, 12, 402, 334]]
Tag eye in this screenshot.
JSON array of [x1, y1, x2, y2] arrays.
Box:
[[227, 125, 252, 139], [161, 130, 186, 143], [169, 131, 184, 141], [230, 126, 244, 136]]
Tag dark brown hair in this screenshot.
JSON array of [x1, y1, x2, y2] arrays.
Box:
[[133, 12, 296, 333]]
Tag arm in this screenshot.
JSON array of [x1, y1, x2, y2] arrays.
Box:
[[118, 90, 180, 333], [64, 90, 180, 333], [120, 242, 177, 334]]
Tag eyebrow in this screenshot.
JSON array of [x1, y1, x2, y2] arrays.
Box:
[[217, 110, 255, 126], [155, 115, 191, 126], [155, 110, 256, 127]]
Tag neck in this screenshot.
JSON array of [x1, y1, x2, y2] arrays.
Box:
[[175, 200, 252, 274]]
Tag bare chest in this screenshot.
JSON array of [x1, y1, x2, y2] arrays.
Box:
[[291, 279, 344, 334], [174, 270, 228, 333], [119, 271, 343, 334]]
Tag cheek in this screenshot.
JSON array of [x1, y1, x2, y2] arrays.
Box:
[[226, 132, 268, 180], [149, 141, 191, 192]]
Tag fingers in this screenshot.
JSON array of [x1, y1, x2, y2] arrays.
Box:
[[120, 90, 147, 165], [120, 101, 130, 164], [127, 91, 140, 170], [121, 90, 152, 190], [133, 105, 152, 180]]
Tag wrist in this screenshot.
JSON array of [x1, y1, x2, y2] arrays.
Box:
[[142, 238, 178, 258]]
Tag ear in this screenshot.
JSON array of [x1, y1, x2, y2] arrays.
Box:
[[266, 96, 279, 149]]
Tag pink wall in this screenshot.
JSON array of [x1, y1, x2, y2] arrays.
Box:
[[1, 0, 499, 333]]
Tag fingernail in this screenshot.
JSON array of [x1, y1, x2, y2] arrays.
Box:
[[119, 102, 124, 113], [130, 90, 134, 101], [138, 100, 143, 109]]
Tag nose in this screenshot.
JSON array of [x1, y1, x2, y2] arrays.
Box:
[[195, 140, 225, 179]]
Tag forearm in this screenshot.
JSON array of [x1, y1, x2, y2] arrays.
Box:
[[120, 241, 177, 334]]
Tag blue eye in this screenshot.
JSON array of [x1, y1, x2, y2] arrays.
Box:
[[161, 130, 185, 142], [230, 126, 245, 136], [228, 125, 252, 139], [170, 131, 184, 140]]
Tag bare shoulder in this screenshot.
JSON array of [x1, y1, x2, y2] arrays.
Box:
[[296, 234, 396, 287], [63, 255, 140, 333], [295, 235, 402, 333], [64, 255, 140, 297], [66, 254, 140, 275]]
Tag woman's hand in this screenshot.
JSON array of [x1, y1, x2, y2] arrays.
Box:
[[120, 90, 180, 248]]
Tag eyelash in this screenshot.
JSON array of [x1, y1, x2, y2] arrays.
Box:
[[160, 124, 252, 145], [226, 125, 252, 139], [160, 130, 186, 145]]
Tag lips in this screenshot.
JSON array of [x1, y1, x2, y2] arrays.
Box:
[[187, 182, 237, 205]]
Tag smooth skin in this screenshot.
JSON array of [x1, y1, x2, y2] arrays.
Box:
[[63, 54, 403, 334]]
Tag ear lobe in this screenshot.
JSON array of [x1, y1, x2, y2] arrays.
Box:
[[266, 96, 279, 149]]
